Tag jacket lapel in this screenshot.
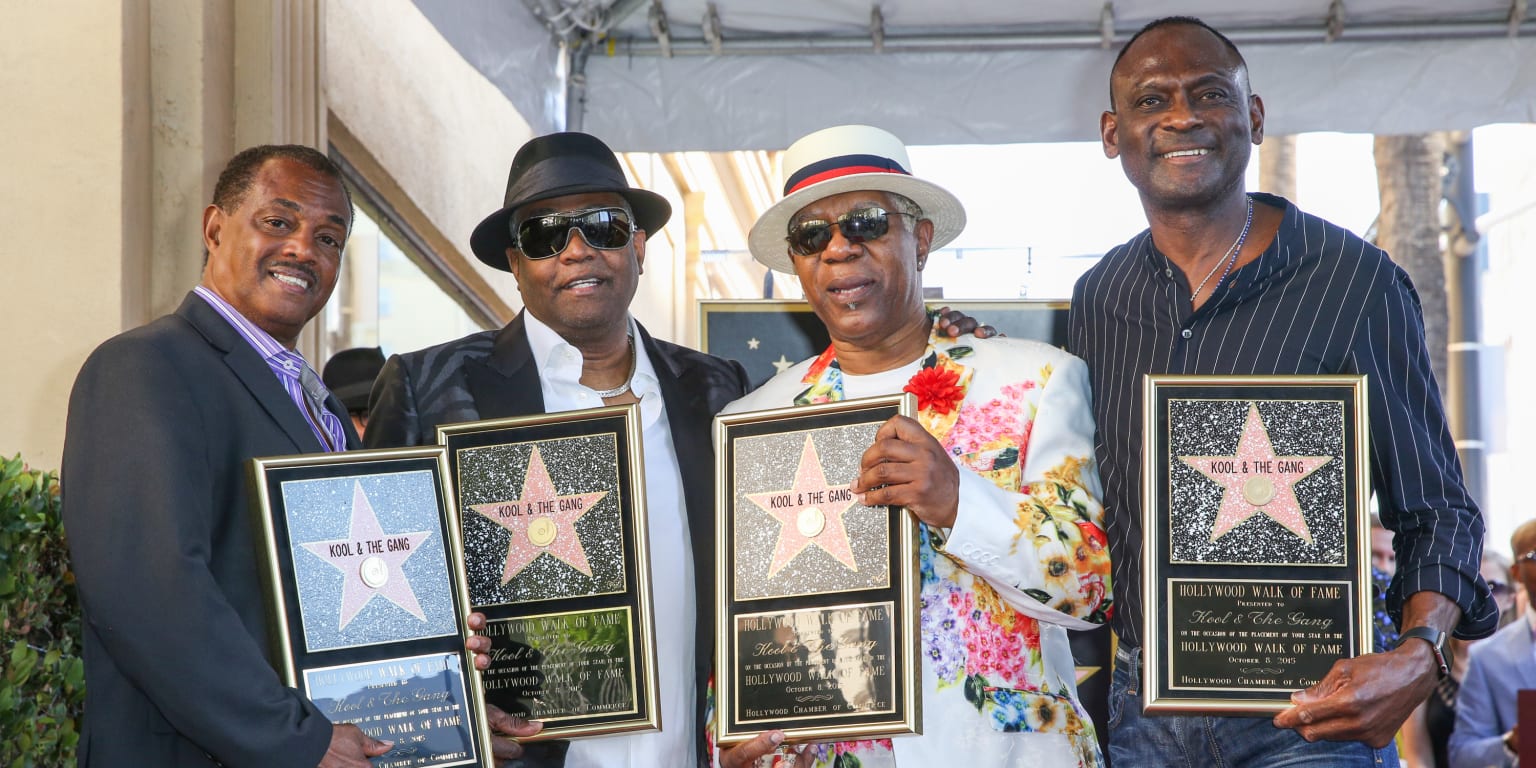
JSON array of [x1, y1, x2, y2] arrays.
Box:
[[178, 294, 324, 454], [642, 324, 720, 756], [463, 311, 546, 420], [645, 326, 712, 529]]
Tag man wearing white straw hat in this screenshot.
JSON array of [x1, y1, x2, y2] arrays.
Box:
[[717, 124, 1112, 768]]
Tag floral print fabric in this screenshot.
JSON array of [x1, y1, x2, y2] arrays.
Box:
[[720, 327, 1112, 767]]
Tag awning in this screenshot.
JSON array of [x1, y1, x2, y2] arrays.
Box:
[[414, 0, 1536, 151]]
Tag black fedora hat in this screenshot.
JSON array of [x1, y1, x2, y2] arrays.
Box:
[[321, 346, 386, 412], [470, 132, 671, 272]]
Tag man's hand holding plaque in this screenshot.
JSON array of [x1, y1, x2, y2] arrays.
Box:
[[1141, 376, 1374, 715]]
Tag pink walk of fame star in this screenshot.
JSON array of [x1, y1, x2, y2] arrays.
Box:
[[299, 481, 433, 631], [1179, 403, 1333, 545], [747, 435, 860, 579], [467, 445, 608, 583]]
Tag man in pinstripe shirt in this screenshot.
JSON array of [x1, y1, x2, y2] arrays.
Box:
[[1071, 16, 1499, 766]]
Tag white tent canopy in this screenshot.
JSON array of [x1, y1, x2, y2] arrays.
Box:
[[415, 0, 1536, 151]]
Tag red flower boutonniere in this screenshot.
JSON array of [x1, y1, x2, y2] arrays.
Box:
[[905, 366, 965, 415]]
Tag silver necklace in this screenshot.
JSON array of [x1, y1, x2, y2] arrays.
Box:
[[1189, 196, 1254, 305], [591, 334, 636, 398]]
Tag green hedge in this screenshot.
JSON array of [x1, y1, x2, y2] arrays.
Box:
[[0, 455, 83, 768]]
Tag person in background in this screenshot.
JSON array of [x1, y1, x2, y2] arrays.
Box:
[[322, 345, 386, 438], [1373, 513, 1398, 575], [1448, 520, 1536, 768], [1401, 549, 1516, 768]]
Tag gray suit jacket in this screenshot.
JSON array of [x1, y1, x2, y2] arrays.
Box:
[[366, 311, 750, 767], [62, 293, 359, 767], [1449, 617, 1535, 768]]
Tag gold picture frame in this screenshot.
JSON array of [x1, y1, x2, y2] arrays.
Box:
[[437, 404, 660, 740], [1141, 375, 1373, 714], [713, 394, 922, 745], [249, 446, 495, 767]]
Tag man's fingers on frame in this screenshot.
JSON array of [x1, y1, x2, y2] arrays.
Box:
[[859, 461, 918, 490], [860, 436, 926, 471]]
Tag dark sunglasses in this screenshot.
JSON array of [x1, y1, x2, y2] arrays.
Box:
[[513, 207, 634, 260], [1519, 549, 1536, 564], [786, 206, 915, 257]]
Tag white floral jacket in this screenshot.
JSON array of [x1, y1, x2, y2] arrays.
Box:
[[713, 330, 1112, 768]]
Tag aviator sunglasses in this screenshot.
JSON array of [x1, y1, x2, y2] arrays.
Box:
[[786, 206, 916, 257], [513, 207, 635, 259]]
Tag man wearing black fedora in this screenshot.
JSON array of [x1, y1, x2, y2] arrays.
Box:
[[366, 131, 753, 766]]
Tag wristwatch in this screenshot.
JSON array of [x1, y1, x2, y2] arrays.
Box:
[[1395, 626, 1451, 679]]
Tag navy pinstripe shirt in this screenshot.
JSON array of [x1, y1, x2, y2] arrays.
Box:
[[1068, 192, 1498, 648]]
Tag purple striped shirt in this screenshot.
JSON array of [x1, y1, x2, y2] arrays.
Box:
[[194, 285, 349, 452]]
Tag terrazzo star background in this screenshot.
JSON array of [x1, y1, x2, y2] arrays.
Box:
[[456, 434, 626, 606], [733, 424, 890, 600], [1167, 399, 1348, 566], [283, 470, 458, 652]]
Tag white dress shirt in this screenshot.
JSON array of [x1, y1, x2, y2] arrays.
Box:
[[524, 312, 696, 766]]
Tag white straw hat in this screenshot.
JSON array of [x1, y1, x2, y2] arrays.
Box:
[[748, 124, 966, 274]]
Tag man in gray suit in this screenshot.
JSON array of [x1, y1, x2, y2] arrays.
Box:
[[366, 132, 753, 766], [1449, 518, 1536, 768], [61, 145, 391, 767]]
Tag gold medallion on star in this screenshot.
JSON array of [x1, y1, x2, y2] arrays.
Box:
[[468, 445, 609, 584], [1178, 404, 1332, 546], [746, 435, 861, 580]]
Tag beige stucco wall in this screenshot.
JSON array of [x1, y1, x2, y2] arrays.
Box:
[[0, 1, 327, 473], [325, 0, 688, 342], [0, 3, 151, 472], [1, 1, 685, 471]]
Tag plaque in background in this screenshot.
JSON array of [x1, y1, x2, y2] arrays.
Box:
[[698, 300, 1068, 388], [1142, 375, 1372, 714], [249, 448, 492, 767], [713, 395, 921, 746], [438, 405, 659, 740]]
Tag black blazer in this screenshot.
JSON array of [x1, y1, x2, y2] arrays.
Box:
[[61, 293, 360, 767], [366, 312, 749, 767]]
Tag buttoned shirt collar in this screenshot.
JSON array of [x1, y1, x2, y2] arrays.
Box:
[[192, 285, 347, 451], [521, 310, 690, 766], [522, 311, 662, 428]]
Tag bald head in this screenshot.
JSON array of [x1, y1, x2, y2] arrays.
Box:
[[1513, 518, 1536, 555]]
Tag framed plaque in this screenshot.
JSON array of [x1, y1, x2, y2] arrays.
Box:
[[438, 405, 660, 740], [1142, 375, 1372, 714], [249, 448, 493, 767], [713, 394, 921, 746]]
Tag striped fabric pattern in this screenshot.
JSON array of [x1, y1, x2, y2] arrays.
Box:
[[193, 285, 348, 453], [1067, 193, 1498, 649]]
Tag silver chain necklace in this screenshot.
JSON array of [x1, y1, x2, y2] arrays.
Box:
[[591, 334, 636, 399], [1189, 196, 1254, 305]]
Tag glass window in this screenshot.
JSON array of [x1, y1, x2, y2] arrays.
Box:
[[324, 203, 489, 360]]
